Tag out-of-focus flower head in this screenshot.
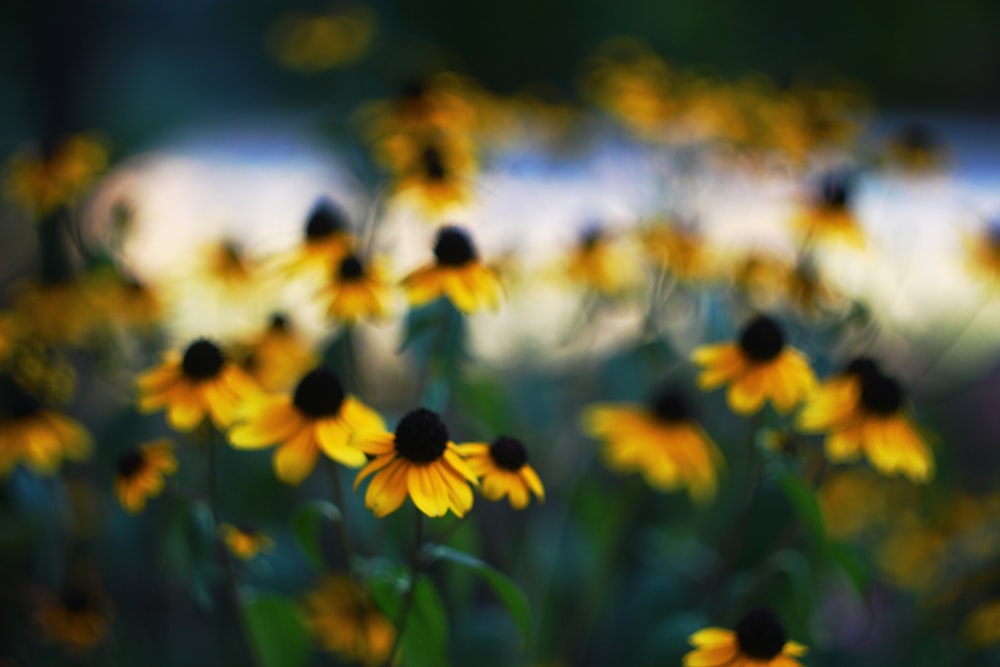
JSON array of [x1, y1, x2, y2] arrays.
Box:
[[282, 199, 356, 281], [884, 122, 948, 174], [319, 253, 393, 325], [564, 225, 644, 297], [693, 314, 817, 416], [963, 216, 1000, 289], [640, 216, 716, 283], [0, 374, 91, 477], [85, 266, 165, 334], [792, 169, 866, 249], [583, 386, 724, 502], [302, 575, 395, 666], [237, 313, 316, 393], [5, 134, 108, 218], [34, 577, 113, 654], [9, 276, 100, 346], [798, 357, 934, 483], [402, 225, 503, 313], [221, 524, 275, 560], [229, 366, 380, 485], [114, 439, 177, 514], [267, 6, 375, 72], [383, 134, 478, 217], [683, 608, 807, 667]]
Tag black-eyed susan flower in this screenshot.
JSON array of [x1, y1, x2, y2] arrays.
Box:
[[137, 338, 259, 432], [0, 375, 91, 477], [5, 135, 108, 218], [10, 277, 99, 346], [391, 141, 475, 216], [963, 598, 1000, 647], [402, 226, 503, 313], [640, 218, 714, 282], [86, 269, 164, 333], [964, 218, 1000, 287], [35, 583, 113, 654], [267, 7, 374, 72], [240, 314, 316, 392], [885, 122, 946, 174], [583, 387, 723, 503], [229, 366, 379, 485], [798, 357, 934, 483], [692, 315, 816, 415], [114, 439, 177, 514], [283, 200, 355, 278], [221, 524, 275, 560], [565, 226, 642, 296], [302, 575, 395, 666], [456, 437, 544, 509], [683, 608, 807, 667], [792, 170, 865, 249], [318, 254, 392, 324], [728, 251, 793, 308], [353, 408, 479, 518]]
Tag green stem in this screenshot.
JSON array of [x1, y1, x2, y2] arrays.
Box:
[[382, 511, 425, 667]]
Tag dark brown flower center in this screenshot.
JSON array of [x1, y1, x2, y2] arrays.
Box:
[[421, 146, 448, 181], [181, 339, 225, 380], [395, 408, 448, 463], [1, 376, 42, 420], [490, 436, 528, 471], [338, 255, 365, 281], [116, 450, 145, 479], [434, 226, 477, 267], [649, 387, 692, 423], [735, 608, 787, 660], [738, 316, 785, 362], [818, 171, 851, 210], [305, 200, 349, 240], [859, 372, 904, 415], [269, 313, 288, 331], [61, 587, 95, 614], [844, 356, 880, 380], [581, 226, 603, 251], [292, 367, 346, 418]]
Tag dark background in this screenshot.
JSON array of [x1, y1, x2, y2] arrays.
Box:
[[2, 0, 999, 151]]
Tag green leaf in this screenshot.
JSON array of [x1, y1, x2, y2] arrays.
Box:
[[291, 500, 341, 569], [241, 592, 311, 667], [826, 541, 870, 594], [368, 570, 449, 667], [426, 545, 532, 646], [776, 471, 826, 544]]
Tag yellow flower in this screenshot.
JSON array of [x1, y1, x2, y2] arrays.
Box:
[[6, 135, 108, 217], [456, 437, 545, 509], [35, 583, 113, 654], [0, 376, 92, 476], [353, 408, 479, 518], [583, 388, 723, 503], [402, 226, 503, 313], [137, 338, 260, 432], [267, 7, 374, 72], [728, 252, 793, 308], [229, 367, 380, 485], [963, 598, 1000, 647], [885, 123, 946, 174], [565, 227, 642, 296], [640, 219, 714, 282], [798, 358, 934, 483], [391, 140, 475, 216], [792, 171, 865, 249], [240, 314, 317, 393], [683, 608, 807, 667], [319, 254, 393, 324], [86, 269, 165, 333], [282, 200, 355, 279], [302, 575, 395, 666], [10, 277, 99, 346], [221, 524, 275, 560], [692, 315, 817, 415], [114, 439, 177, 513], [964, 220, 1000, 287]]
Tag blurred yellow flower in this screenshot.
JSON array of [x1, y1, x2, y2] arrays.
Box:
[[6, 135, 107, 217], [792, 171, 865, 249], [319, 254, 393, 324], [229, 367, 379, 485], [565, 227, 643, 296], [35, 581, 113, 654], [963, 598, 1000, 648], [640, 219, 715, 282], [692, 315, 817, 415], [402, 226, 503, 313], [302, 575, 395, 666], [240, 314, 316, 393], [10, 277, 99, 346], [114, 439, 178, 514], [798, 358, 934, 483], [267, 7, 374, 72], [137, 338, 260, 432], [281, 200, 355, 280], [583, 388, 723, 503], [221, 524, 275, 560], [456, 437, 545, 509]]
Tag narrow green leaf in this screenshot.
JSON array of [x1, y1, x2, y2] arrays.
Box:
[[242, 592, 311, 667], [426, 545, 533, 646], [291, 500, 341, 569], [403, 578, 449, 667], [826, 541, 870, 594], [776, 472, 826, 544]]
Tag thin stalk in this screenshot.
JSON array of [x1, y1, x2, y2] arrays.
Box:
[[382, 511, 425, 667]]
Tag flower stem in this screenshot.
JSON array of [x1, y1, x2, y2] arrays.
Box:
[[382, 511, 425, 667]]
